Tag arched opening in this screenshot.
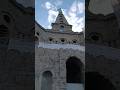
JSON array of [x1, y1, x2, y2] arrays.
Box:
[[0, 25, 9, 46], [85, 72, 116, 90], [34, 36, 39, 41], [49, 37, 53, 42], [60, 38, 65, 43], [41, 71, 53, 90], [72, 39, 77, 44], [66, 57, 83, 83], [89, 32, 102, 43], [36, 32, 39, 36]]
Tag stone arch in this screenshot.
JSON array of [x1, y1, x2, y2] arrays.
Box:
[[66, 56, 84, 83], [85, 72, 116, 90], [41, 71, 53, 90]]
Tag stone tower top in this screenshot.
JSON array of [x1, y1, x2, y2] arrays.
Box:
[[54, 8, 68, 24], [51, 8, 73, 33]]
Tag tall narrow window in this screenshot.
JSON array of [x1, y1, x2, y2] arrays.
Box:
[[0, 25, 9, 46], [41, 71, 53, 90]]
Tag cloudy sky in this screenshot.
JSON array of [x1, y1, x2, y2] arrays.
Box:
[[35, 0, 85, 32], [16, 0, 117, 32]]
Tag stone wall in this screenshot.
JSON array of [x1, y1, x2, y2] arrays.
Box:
[[35, 46, 85, 90]]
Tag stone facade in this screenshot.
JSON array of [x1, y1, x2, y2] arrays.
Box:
[[35, 9, 85, 90], [1, 0, 120, 90]]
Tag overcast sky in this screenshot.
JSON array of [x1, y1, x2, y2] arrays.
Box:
[[35, 0, 85, 32]]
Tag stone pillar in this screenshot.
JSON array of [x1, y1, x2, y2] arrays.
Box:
[[59, 59, 66, 90]]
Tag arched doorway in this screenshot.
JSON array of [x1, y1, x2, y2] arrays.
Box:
[[41, 71, 53, 90], [85, 72, 116, 90], [66, 57, 83, 83]]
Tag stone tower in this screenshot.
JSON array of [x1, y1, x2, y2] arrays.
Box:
[[52, 9, 72, 33], [35, 9, 85, 90]]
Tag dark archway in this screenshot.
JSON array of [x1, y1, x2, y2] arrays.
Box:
[[85, 72, 116, 90], [41, 71, 53, 90], [66, 57, 83, 83]]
